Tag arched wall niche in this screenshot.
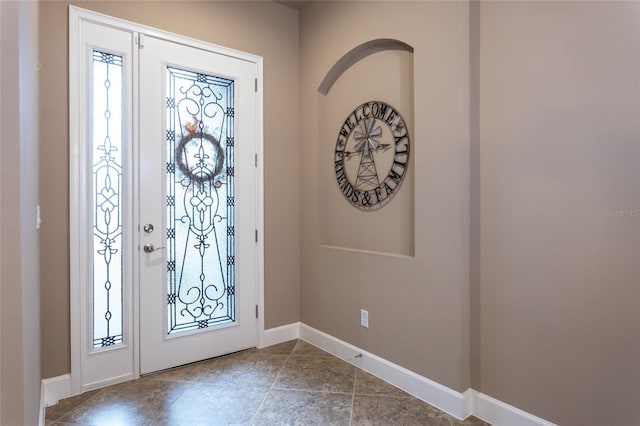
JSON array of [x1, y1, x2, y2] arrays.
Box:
[[318, 38, 415, 256], [318, 39, 414, 95]]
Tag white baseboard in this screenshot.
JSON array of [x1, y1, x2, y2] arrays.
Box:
[[41, 374, 71, 408], [39, 379, 46, 426], [470, 390, 557, 426], [299, 323, 556, 426], [299, 323, 468, 420], [258, 321, 300, 348]]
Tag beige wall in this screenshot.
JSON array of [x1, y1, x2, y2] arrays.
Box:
[[1, 3, 26, 422], [39, 0, 300, 378], [1, 1, 41, 424], [301, 0, 640, 423], [478, 1, 640, 424], [300, 1, 471, 392]]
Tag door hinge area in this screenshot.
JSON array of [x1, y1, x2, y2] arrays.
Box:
[[255, 153, 258, 168], [255, 78, 258, 92], [255, 305, 259, 319], [255, 229, 258, 243], [136, 33, 145, 48]]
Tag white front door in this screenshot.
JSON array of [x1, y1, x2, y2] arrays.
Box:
[[71, 8, 263, 392], [138, 35, 259, 374]]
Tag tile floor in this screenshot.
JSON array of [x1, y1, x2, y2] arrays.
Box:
[[46, 340, 490, 426]]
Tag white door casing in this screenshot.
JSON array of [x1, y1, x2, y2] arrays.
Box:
[[69, 7, 264, 394]]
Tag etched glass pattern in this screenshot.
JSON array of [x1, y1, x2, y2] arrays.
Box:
[[92, 50, 124, 348], [166, 66, 235, 335]]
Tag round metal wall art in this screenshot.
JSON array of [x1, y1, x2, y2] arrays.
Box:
[[334, 101, 410, 210], [176, 131, 224, 184]]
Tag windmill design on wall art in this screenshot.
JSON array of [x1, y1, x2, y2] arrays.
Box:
[[352, 117, 391, 190], [334, 101, 410, 210]]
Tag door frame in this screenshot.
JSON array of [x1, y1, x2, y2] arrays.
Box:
[[69, 6, 264, 395]]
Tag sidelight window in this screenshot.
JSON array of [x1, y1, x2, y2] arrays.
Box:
[[91, 50, 124, 349]]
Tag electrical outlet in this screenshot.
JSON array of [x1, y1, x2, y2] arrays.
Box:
[[360, 309, 369, 328]]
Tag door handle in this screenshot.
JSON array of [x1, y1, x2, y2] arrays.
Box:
[[143, 243, 166, 253]]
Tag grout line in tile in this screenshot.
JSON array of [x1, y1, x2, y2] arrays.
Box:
[[248, 339, 297, 425], [348, 367, 358, 426]]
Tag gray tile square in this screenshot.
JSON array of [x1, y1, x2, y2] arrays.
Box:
[[274, 355, 356, 393], [253, 389, 351, 426], [59, 378, 185, 426], [45, 389, 101, 422], [196, 351, 288, 389], [257, 339, 298, 355], [352, 394, 457, 426], [290, 340, 334, 358], [354, 370, 408, 397], [152, 383, 267, 426]]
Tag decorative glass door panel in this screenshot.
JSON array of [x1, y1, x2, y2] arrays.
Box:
[[139, 34, 258, 375], [92, 50, 124, 349], [166, 67, 236, 335]]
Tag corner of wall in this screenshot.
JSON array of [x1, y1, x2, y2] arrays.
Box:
[[18, 0, 42, 425]]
